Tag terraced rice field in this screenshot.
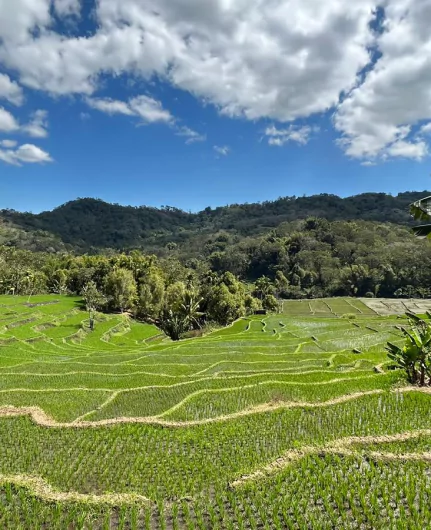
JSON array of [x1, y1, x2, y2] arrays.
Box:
[[0, 295, 430, 528]]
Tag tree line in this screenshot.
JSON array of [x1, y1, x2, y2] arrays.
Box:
[[2, 214, 431, 339], [0, 248, 277, 340]]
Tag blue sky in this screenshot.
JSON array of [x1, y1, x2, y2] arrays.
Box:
[[0, 0, 431, 213]]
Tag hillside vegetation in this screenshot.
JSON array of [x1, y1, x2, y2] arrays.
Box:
[[1, 294, 431, 528], [1, 191, 427, 252]]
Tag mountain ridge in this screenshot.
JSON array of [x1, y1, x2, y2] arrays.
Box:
[[0, 191, 427, 253]]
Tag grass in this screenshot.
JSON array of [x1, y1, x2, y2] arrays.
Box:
[[0, 294, 429, 528]]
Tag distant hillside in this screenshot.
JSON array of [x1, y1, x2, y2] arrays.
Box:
[[0, 191, 426, 253]]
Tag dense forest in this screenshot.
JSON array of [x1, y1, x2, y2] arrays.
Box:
[[1, 191, 431, 339], [1, 191, 428, 252]]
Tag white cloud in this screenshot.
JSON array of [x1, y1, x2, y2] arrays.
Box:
[[129, 96, 173, 124], [265, 125, 316, 146], [0, 139, 17, 148], [214, 145, 230, 156], [176, 126, 206, 144], [0, 143, 53, 166], [0, 0, 375, 120], [0, 74, 24, 106], [22, 109, 49, 138], [0, 107, 49, 137], [420, 123, 431, 135], [0, 0, 430, 166], [334, 0, 431, 161], [86, 95, 173, 123], [15, 143, 53, 163], [86, 97, 134, 116], [386, 140, 428, 161], [0, 0, 51, 44], [0, 107, 19, 132]]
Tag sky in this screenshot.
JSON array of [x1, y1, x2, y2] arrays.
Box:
[[0, 0, 431, 213]]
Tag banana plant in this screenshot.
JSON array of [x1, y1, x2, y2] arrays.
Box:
[[411, 195, 431, 238], [386, 312, 431, 386]]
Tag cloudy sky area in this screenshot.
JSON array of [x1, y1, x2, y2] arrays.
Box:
[[0, 0, 431, 212]]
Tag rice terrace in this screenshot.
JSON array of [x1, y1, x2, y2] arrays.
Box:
[[0, 295, 430, 528]]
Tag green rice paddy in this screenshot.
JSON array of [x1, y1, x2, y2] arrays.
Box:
[[0, 295, 429, 529]]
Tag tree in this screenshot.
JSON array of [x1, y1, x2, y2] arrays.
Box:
[[49, 269, 69, 295], [137, 272, 165, 321], [244, 294, 261, 315], [207, 284, 246, 325], [386, 312, 431, 386], [253, 276, 274, 300], [275, 271, 289, 297], [104, 268, 137, 313], [262, 294, 279, 313], [164, 281, 187, 312], [81, 281, 106, 328]]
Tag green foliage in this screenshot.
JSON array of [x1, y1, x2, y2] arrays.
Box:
[[3, 193, 431, 303], [262, 294, 279, 312], [386, 312, 431, 386], [104, 268, 137, 312], [1, 192, 427, 252], [81, 281, 106, 318]]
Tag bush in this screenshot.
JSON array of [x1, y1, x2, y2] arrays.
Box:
[[262, 294, 279, 313], [365, 292, 375, 298]]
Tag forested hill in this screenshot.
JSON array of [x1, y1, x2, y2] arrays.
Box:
[[0, 191, 427, 252]]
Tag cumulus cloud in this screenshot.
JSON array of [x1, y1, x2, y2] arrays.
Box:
[[334, 0, 431, 161], [0, 74, 24, 106], [0, 107, 19, 132], [22, 110, 49, 138], [0, 143, 53, 166], [176, 126, 206, 144], [214, 145, 230, 156], [265, 125, 317, 146], [0, 0, 430, 164], [420, 123, 431, 136], [386, 140, 428, 161], [0, 0, 375, 119], [0, 107, 49, 137], [86, 95, 172, 123]]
